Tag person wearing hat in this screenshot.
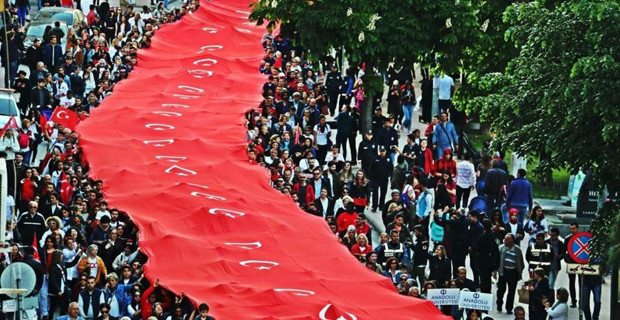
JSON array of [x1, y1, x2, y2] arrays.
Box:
[[357, 130, 377, 173], [324, 64, 342, 116], [39, 215, 65, 246], [371, 106, 386, 136], [377, 118, 398, 160], [369, 145, 393, 212]]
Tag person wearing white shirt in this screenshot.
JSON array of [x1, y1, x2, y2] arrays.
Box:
[[455, 153, 476, 209], [544, 288, 569, 320], [60, 91, 76, 108], [0, 129, 20, 160], [324, 146, 345, 167], [313, 115, 331, 166]]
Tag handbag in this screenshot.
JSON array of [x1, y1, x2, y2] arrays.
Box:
[[352, 197, 367, 207], [517, 287, 530, 304]]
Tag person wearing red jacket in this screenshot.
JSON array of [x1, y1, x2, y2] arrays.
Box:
[[350, 233, 372, 261], [20, 167, 38, 212], [336, 202, 359, 235], [292, 175, 315, 208], [433, 148, 457, 178]]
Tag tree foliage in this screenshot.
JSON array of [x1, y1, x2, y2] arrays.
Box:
[[467, 0, 620, 264], [250, 0, 483, 84]]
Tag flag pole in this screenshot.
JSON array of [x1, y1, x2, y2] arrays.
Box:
[[1, 7, 11, 89]]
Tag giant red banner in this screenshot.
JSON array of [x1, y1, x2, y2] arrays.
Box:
[[77, 0, 450, 319]]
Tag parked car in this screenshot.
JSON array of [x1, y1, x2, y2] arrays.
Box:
[[32, 7, 86, 29], [0, 89, 22, 129], [24, 21, 68, 54]]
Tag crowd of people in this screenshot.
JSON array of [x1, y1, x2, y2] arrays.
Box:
[[247, 29, 604, 320], [0, 1, 217, 320]]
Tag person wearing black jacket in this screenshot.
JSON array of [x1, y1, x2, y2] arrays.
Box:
[[22, 246, 44, 296], [429, 245, 451, 288], [484, 160, 508, 210], [349, 107, 360, 160], [371, 107, 386, 137], [335, 106, 354, 161], [324, 64, 342, 116], [477, 219, 500, 293], [49, 250, 68, 316], [447, 208, 469, 276], [376, 118, 399, 154], [467, 210, 484, 289], [31, 78, 53, 110], [411, 225, 430, 286], [17, 201, 47, 245], [546, 227, 566, 290], [564, 223, 580, 307], [357, 130, 377, 173], [369, 146, 393, 212], [528, 268, 551, 320], [13, 71, 31, 114]]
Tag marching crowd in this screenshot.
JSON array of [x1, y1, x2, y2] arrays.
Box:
[[0, 1, 216, 320], [247, 30, 604, 320]]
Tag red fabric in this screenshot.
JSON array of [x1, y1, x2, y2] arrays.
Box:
[[39, 114, 48, 130], [21, 178, 36, 201], [50, 107, 79, 131], [76, 1, 449, 319], [32, 233, 40, 262], [59, 171, 73, 205]]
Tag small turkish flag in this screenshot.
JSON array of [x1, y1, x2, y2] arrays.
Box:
[[0, 115, 19, 138], [32, 233, 40, 262], [50, 107, 79, 131], [59, 171, 73, 205]]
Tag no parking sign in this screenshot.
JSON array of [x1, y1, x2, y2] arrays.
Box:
[[568, 232, 593, 264]]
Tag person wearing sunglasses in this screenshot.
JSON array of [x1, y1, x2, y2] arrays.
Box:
[[96, 303, 115, 320]]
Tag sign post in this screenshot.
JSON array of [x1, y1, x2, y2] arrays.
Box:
[[567, 231, 593, 320]]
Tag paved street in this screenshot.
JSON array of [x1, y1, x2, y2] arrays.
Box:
[[327, 88, 611, 319]]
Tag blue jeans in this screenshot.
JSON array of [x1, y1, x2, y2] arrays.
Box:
[[17, 6, 28, 26], [548, 269, 559, 289], [582, 279, 601, 320], [402, 104, 413, 131]]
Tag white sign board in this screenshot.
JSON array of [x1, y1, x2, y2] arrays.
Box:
[[567, 263, 600, 275], [427, 288, 460, 306], [458, 291, 493, 311]]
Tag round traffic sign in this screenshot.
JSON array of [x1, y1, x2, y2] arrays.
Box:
[[568, 231, 592, 264]]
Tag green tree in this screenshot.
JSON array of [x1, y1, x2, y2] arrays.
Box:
[[250, 0, 482, 131], [469, 0, 620, 265]]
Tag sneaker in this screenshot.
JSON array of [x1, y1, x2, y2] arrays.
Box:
[[570, 303, 577, 308], [497, 306, 502, 313]]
